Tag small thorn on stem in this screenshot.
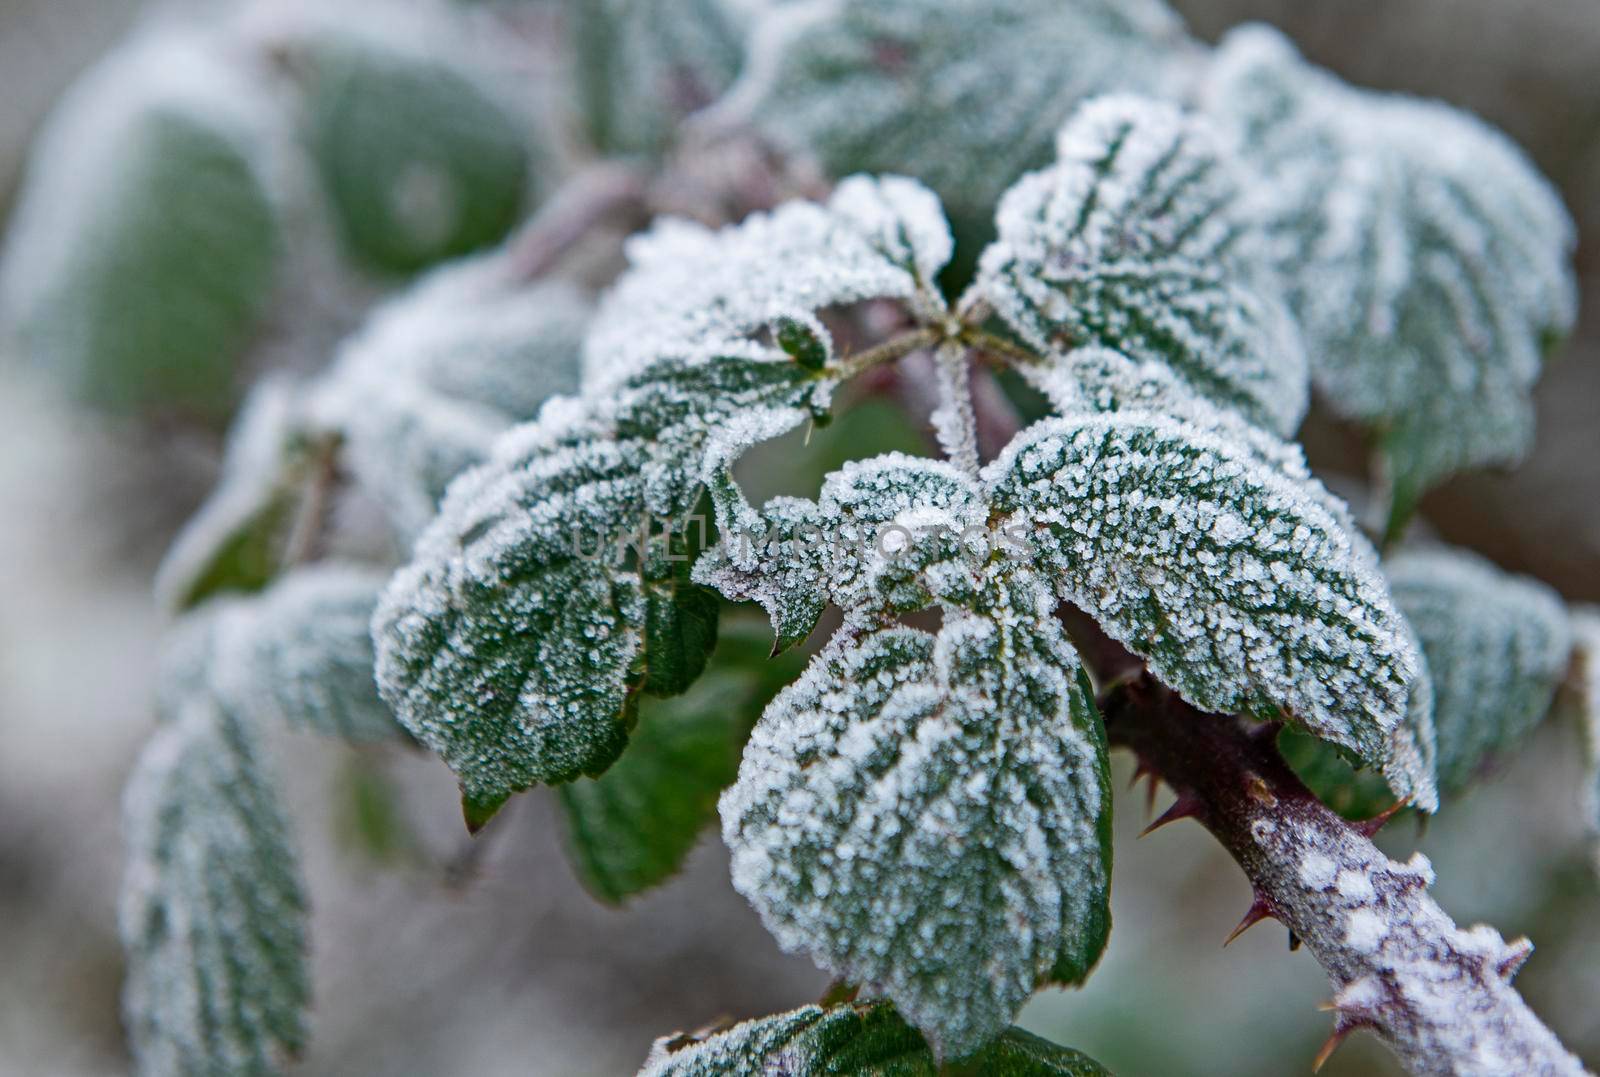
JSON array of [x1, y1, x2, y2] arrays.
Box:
[[1352, 798, 1412, 839], [1288, 930, 1302, 952], [1497, 936, 1534, 981], [1223, 894, 1277, 947], [1139, 792, 1204, 837], [1312, 1021, 1359, 1073]]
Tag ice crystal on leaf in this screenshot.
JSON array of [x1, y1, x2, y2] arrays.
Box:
[[373, 358, 830, 826], [1386, 546, 1572, 794], [977, 96, 1308, 436], [121, 695, 308, 1077], [985, 411, 1418, 766], [314, 254, 588, 541], [721, 0, 1194, 254], [210, 564, 402, 743], [721, 612, 1110, 1061], [638, 1000, 1110, 1076], [1200, 25, 1578, 519], [585, 174, 952, 393], [697, 453, 991, 649]]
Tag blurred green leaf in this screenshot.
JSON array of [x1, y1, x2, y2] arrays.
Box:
[[301, 36, 538, 274]]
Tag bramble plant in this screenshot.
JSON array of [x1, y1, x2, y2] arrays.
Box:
[[6, 1, 1598, 1074]]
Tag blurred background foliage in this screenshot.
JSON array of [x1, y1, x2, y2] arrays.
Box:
[[0, 1, 1595, 1074]]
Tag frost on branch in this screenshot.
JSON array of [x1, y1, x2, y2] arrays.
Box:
[[977, 96, 1308, 435], [1200, 25, 1578, 518], [1386, 546, 1572, 795], [696, 453, 991, 649], [211, 564, 402, 743], [584, 174, 952, 394], [314, 254, 588, 541], [721, 612, 1110, 1061], [154, 377, 328, 612], [720, 0, 1194, 247], [373, 357, 831, 828], [638, 1000, 1110, 1076], [569, 0, 749, 157], [986, 410, 1419, 766], [121, 694, 308, 1076]]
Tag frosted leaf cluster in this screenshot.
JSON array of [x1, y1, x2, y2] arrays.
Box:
[[585, 173, 952, 393], [373, 176, 952, 824], [721, 0, 1194, 241], [977, 96, 1307, 436], [121, 692, 308, 1076], [314, 254, 588, 540], [987, 410, 1418, 766], [638, 1000, 1110, 1076], [1200, 25, 1578, 511], [1386, 546, 1573, 794], [570, 0, 749, 156], [154, 377, 324, 612], [721, 614, 1110, 1060]]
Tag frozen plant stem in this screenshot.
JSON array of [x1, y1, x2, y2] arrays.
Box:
[[929, 341, 980, 475], [504, 162, 651, 281], [1098, 672, 1588, 1076]]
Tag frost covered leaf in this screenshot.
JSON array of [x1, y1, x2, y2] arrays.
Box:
[[558, 668, 763, 902], [121, 697, 308, 1076], [977, 96, 1307, 435], [986, 410, 1417, 765], [314, 253, 587, 540], [374, 354, 833, 828], [155, 378, 332, 612], [1200, 25, 1578, 521], [585, 174, 952, 394], [297, 32, 538, 274], [1386, 546, 1572, 794], [697, 453, 991, 648], [722, 0, 1193, 263], [0, 28, 279, 415], [213, 564, 402, 743], [722, 613, 1110, 1060], [569, 0, 748, 156], [639, 1000, 1111, 1076]]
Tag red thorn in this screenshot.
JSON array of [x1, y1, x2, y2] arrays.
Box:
[[1352, 798, 1411, 839], [1223, 894, 1277, 947], [1497, 936, 1534, 981], [1139, 792, 1203, 837], [1312, 1016, 1374, 1073], [1288, 930, 1302, 952], [1128, 760, 1153, 791], [1143, 772, 1160, 817]]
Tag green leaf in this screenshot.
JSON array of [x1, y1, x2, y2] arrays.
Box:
[[977, 95, 1307, 435], [1199, 25, 1577, 523], [1386, 546, 1572, 794], [639, 1000, 1111, 1075], [314, 254, 588, 540], [986, 410, 1419, 767], [557, 668, 759, 902], [121, 696, 309, 1076], [723, 0, 1192, 277], [298, 33, 538, 274], [721, 614, 1110, 1060], [154, 378, 330, 612], [211, 564, 403, 743], [1, 30, 280, 415], [569, 0, 748, 156], [375, 177, 950, 826], [373, 357, 829, 827]]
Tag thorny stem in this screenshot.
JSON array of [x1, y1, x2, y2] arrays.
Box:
[[831, 327, 940, 380], [1065, 611, 1588, 1076]]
